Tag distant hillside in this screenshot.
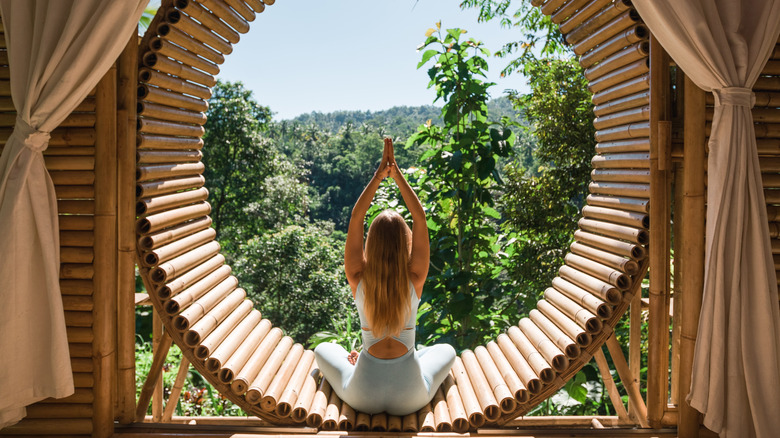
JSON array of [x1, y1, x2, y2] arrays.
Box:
[[285, 96, 526, 138]]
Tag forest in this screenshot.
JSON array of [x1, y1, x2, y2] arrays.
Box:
[[137, 1, 644, 418]]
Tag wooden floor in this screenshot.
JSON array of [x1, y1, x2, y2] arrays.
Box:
[[114, 423, 680, 438]]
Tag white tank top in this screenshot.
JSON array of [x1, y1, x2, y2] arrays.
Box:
[[354, 280, 418, 351]]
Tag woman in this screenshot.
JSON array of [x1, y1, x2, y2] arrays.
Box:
[[314, 138, 456, 416]]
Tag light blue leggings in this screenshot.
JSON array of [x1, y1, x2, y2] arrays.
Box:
[[313, 343, 457, 416]]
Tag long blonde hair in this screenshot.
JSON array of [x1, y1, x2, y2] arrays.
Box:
[[363, 210, 413, 338]]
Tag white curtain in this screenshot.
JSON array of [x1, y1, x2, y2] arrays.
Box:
[[632, 2, 780, 437], [0, 0, 147, 428]]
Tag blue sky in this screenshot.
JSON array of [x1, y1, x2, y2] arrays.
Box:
[[214, 0, 531, 120]]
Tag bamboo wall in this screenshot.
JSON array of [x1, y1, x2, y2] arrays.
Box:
[[0, 19, 118, 438], [129, 0, 654, 432]]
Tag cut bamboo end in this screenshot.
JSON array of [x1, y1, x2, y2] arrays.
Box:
[[441, 374, 469, 432], [291, 363, 320, 422], [354, 412, 371, 431], [461, 350, 501, 421], [206, 309, 262, 373], [500, 329, 554, 386], [194, 299, 253, 358], [245, 336, 295, 404], [260, 343, 305, 412], [417, 403, 435, 432], [474, 345, 519, 413], [370, 412, 388, 431], [338, 402, 356, 431], [306, 377, 330, 428], [431, 386, 452, 431]]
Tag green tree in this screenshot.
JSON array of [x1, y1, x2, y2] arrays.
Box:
[[233, 224, 355, 343], [203, 81, 310, 249], [408, 26, 515, 350], [499, 58, 595, 310]]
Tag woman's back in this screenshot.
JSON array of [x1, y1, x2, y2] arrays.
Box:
[[355, 280, 418, 359]]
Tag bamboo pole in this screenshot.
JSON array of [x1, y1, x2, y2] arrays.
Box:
[[537, 300, 592, 348], [647, 35, 670, 429], [589, 59, 650, 94], [594, 91, 651, 117], [0, 418, 93, 435], [461, 350, 501, 421], [582, 205, 649, 229], [450, 358, 485, 428], [593, 348, 630, 423], [678, 72, 706, 437], [162, 355, 190, 422], [137, 149, 203, 165], [354, 412, 371, 430], [152, 312, 164, 422], [629, 286, 642, 422], [574, 229, 646, 261], [338, 401, 356, 430], [245, 336, 295, 404], [417, 402, 435, 431], [571, 7, 639, 53], [230, 326, 283, 394], [591, 151, 651, 169], [587, 193, 650, 214], [224, 0, 256, 21], [137, 187, 209, 216], [581, 24, 649, 69], [163, 9, 233, 55], [137, 175, 206, 199], [543, 288, 604, 333], [550, 0, 590, 25], [50, 170, 95, 186], [92, 65, 117, 438], [595, 121, 651, 142], [219, 319, 273, 384], [142, 52, 216, 88], [511, 321, 568, 375], [138, 202, 211, 236], [138, 65, 213, 99], [165, 266, 233, 314], [528, 310, 582, 357], [441, 374, 469, 432], [170, 1, 242, 43], [137, 99, 207, 125], [474, 345, 518, 412], [149, 37, 220, 76], [570, 241, 639, 275], [592, 74, 650, 106], [551, 278, 614, 319], [430, 386, 452, 431], [159, 256, 226, 301], [306, 378, 330, 427], [370, 412, 387, 431], [137, 117, 205, 137], [585, 42, 650, 82], [206, 310, 262, 372], [260, 343, 305, 411], [539, 0, 566, 16], [387, 414, 402, 432], [135, 331, 173, 421], [140, 216, 212, 251], [137, 162, 205, 182], [497, 332, 548, 390], [175, 285, 244, 333], [565, 253, 630, 290], [291, 361, 319, 423], [139, 84, 208, 112], [485, 341, 529, 402], [606, 335, 649, 428], [559, 0, 612, 35], [594, 106, 651, 131], [558, 265, 622, 305], [275, 350, 316, 417], [193, 299, 253, 355], [402, 411, 419, 432], [147, 28, 225, 77], [137, 133, 204, 150], [142, 228, 216, 267], [578, 218, 649, 245], [185, 0, 250, 34]]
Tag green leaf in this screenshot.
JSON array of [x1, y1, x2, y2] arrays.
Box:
[[418, 49, 439, 68]]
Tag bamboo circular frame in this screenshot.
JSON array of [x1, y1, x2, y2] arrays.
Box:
[[135, 0, 653, 431]]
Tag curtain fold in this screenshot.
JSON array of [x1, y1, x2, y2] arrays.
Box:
[[0, 0, 146, 429], [632, 1, 780, 437]]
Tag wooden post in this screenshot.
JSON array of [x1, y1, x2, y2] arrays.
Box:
[[606, 335, 650, 428], [647, 34, 671, 428], [678, 73, 706, 438], [93, 64, 118, 438], [162, 355, 190, 422], [628, 291, 642, 420], [670, 162, 685, 406], [593, 349, 630, 423], [135, 329, 173, 422], [116, 32, 138, 425], [152, 310, 164, 422]]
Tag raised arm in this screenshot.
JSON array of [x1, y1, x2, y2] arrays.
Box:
[[387, 141, 429, 297], [344, 139, 393, 296]]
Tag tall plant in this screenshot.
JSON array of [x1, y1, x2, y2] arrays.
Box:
[[408, 25, 514, 350]]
